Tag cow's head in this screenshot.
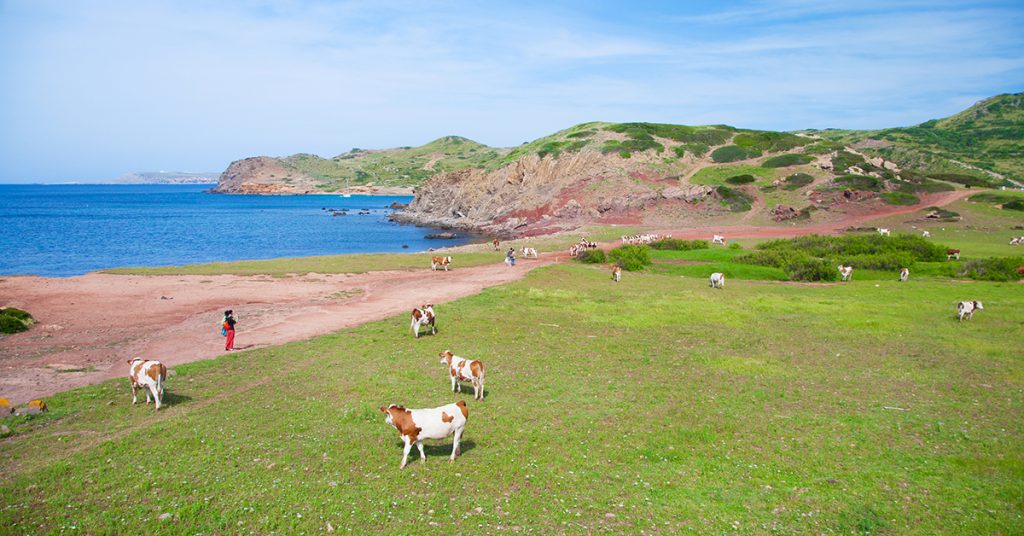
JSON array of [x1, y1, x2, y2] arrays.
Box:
[[974, 301, 984, 310], [127, 357, 143, 365], [439, 350, 454, 365], [380, 404, 402, 426]]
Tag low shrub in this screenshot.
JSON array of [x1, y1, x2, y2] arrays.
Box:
[[895, 177, 955, 193], [785, 257, 838, 282], [648, 239, 709, 251], [923, 206, 960, 220], [783, 173, 815, 190], [1003, 200, 1024, 211], [673, 143, 710, 158], [0, 307, 34, 334], [715, 185, 753, 212], [725, 174, 756, 185], [967, 192, 1017, 204], [710, 145, 760, 163], [761, 154, 813, 168], [733, 131, 807, 152], [576, 249, 607, 264], [881, 192, 920, 205], [536, 140, 588, 159], [609, 245, 652, 271], [834, 174, 884, 191], [728, 242, 742, 250], [928, 173, 998, 188], [956, 257, 1024, 281]]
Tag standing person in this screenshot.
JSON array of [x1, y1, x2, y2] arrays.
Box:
[[506, 247, 516, 267], [223, 309, 237, 351]]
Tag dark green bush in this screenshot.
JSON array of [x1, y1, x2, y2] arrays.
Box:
[[609, 245, 652, 271], [0, 307, 34, 334], [648, 239, 709, 251], [928, 173, 998, 188], [733, 131, 807, 152], [923, 206, 960, 219], [968, 192, 1018, 204], [761, 154, 813, 168], [673, 143, 710, 158], [834, 174, 884, 191], [710, 145, 760, 163], [1003, 200, 1024, 211], [803, 140, 846, 154], [956, 257, 1024, 281], [725, 174, 756, 185], [783, 173, 815, 190], [728, 242, 742, 250], [576, 249, 607, 264], [831, 151, 866, 173], [605, 123, 733, 145], [715, 186, 753, 212], [537, 140, 588, 159], [785, 257, 838, 281], [600, 138, 664, 156], [881, 192, 920, 205]]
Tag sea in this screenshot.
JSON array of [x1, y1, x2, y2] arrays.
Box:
[[0, 184, 474, 277]]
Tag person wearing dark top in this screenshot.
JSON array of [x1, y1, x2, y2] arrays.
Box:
[[224, 309, 237, 351]]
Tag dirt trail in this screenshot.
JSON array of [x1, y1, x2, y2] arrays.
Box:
[[0, 188, 971, 404], [0, 256, 558, 404]]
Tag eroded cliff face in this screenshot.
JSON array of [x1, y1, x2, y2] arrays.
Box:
[[393, 151, 716, 235], [210, 157, 318, 194]]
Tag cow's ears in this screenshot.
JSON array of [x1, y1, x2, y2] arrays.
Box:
[[379, 406, 387, 413]]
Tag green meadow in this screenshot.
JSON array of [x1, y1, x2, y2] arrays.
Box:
[[3, 259, 1022, 534]]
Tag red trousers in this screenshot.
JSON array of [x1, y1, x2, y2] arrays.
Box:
[[225, 329, 235, 350]]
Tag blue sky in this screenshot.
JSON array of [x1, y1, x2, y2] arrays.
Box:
[[0, 0, 1021, 182]]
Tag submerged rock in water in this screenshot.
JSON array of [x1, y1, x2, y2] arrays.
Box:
[[425, 232, 459, 239]]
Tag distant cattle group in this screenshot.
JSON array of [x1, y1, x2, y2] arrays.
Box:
[[621, 233, 669, 245]]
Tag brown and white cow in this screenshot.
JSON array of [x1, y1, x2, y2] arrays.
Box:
[[521, 247, 539, 259], [380, 401, 468, 468], [838, 265, 853, 282], [946, 249, 961, 261], [957, 300, 983, 322], [611, 265, 622, 282], [492, 238, 500, 251], [431, 256, 452, 271], [127, 358, 167, 410], [899, 267, 909, 282], [411, 304, 437, 338], [439, 350, 485, 400]]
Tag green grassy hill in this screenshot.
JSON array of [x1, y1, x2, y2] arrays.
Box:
[[278, 136, 505, 191], [807, 93, 1023, 185]]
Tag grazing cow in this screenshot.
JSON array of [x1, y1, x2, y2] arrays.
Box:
[[712, 234, 726, 245], [1010, 237, 1023, 245], [878, 228, 891, 236], [439, 351, 485, 400], [492, 239, 500, 251], [956, 300, 983, 322], [611, 265, 622, 282], [709, 272, 725, 289], [410, 304, 437, 338], [522, 247, 538, 259], [946, 249, 961, 261], [838, 265, 854, 282], [127, 358, 167, 410], [569, 244, 582, 258], [899, 267, 909, 282], [380, 401, 468, 468], [431, 256, 452, 271], [1017, 266, 1024, 276], [922, 230, 931, 238]]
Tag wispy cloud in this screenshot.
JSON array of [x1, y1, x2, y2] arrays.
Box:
[[0, 0, 1021, 181]]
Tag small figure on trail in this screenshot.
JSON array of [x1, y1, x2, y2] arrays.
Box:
[[223, 310, 237, 351], [506, 247, 516, 267]]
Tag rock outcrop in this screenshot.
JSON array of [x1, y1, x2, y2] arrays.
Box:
[[210, 157, 314, 194]]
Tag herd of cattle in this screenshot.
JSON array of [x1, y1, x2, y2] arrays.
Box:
[[123, 226, 1001, 467]]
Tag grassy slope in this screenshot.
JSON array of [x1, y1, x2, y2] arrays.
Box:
[[280, 136, 505, 191], [3, 262, 1023, 534], [810, 93, 1024, 184]]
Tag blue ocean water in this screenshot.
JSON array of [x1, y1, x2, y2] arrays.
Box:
[[0, 184, 472, 277]]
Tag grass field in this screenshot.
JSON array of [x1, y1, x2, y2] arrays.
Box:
[[3, 262, 1022, 534]]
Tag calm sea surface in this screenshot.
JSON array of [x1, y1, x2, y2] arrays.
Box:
[[0, 184, 472, 277]]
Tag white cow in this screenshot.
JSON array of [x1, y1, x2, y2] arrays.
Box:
[[709, 272, 725, 289], [899, 268, 909, 282], [1010, 237, 1023, 245], [521, 247, 539, 258], [127, 358, 167, 410], [922, 230, 931, 238], [712, 235, 726, 245], [838, 265, 853, 282], [877, 228, 891, 237], [439, 351, 485, 401], [957, 301, 983, 322], [380, 401, 468, 468]]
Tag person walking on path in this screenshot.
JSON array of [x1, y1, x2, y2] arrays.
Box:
[[506, 247, 516, 267], [223, 309, 237, 351]]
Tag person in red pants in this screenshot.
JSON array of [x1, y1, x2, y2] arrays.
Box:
[[223, 310, 237, 351]]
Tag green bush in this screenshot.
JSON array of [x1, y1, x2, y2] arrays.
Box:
[[928, 173, 998, 188], [881, 192, 920, 205], [956, 257, 1024, 281], [783, 173, 815, 190], [536, 140, 587, 159], [923, 206, 960, 219], [831, 151, 866, 173], [605, 123, 733, 145], [725, 174, 756, 185], [728, 242, 742, 250], [710, 145, 760, 163], [673, 143, 710, 158], [648, 239, 709, 251], [733, 131, 807, 152], [600, 138, 663, 156], [715, 185, 753, 212], [834, 174, 884, 191], [1003, 200, 1024, 211], [0, 307, 34, 334], [785, 257, 838, 282], [761, 154, 814, 168], [609, 245, 652, 271], [576, 249, 607, 264]]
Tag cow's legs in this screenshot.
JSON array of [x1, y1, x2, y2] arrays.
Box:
[[478, 378, 484, 400], [431, 323, 436, 335], [131, 383, 138, 405], [412, 321, 419, 338], [417, 441, 426, 463], [450, 429, 463, 462], [150, 385, 161, 410], [400, 437, 412, 469], [145, 386, 152, 404]]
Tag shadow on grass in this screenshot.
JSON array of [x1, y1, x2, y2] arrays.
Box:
[[391, 439, 477, 459]]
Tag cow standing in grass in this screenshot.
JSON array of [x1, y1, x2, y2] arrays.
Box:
[[957, 301, 983, 322], [878, 228, 891, 236], [522, 247, 538, 259], [439, 351, 485, 400], [709, 272, 725, 289], [712, 235, 726, 245], [899, 268, 909, 282], [492, 239, 500, 251], [431, 256, 452, 271], [611, 265, 621, 282], [128, 358, 167, 411], [411, 305, 437, 338], [922, 231, 931, 238], [947, 249, 961, 261], [839, 265, 853, 282], [381, 401, 468, 468]]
